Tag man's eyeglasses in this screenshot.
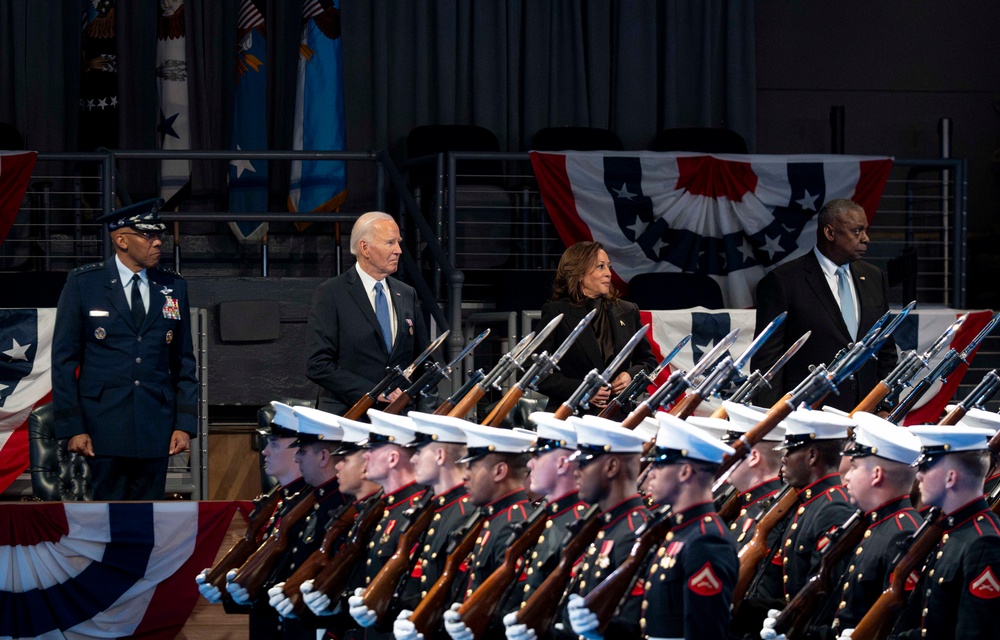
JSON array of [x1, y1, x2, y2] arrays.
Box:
[[122, 231, 164, 242]]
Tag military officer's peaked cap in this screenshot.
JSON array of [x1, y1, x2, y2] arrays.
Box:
[[645, 412, 736, 465], [847, 412, 921, 465], [723, 401, 786, 443], [908, 424, 995, 467], [525, 412, 577, 453], [292, 406, 344, 446], [956, 408, 1000, 435], [688, 416, 739, 443], [96, 198, 167, 232], [406, 411, 468, 447], [260, 401, 300, 438], [567, 414, 647, 463], [456, 422, 536, 465], [365, 409, 418, 448], [775, 407, 854, 450], [330, 415, 372, 456]]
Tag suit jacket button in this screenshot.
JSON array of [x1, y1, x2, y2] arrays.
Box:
[[137, 336, 142, 342], [134, 380, 140, 386]]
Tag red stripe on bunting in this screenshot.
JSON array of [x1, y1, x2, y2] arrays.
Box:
[[529, 151, 592, 245], [854, 158, 895, 222], [0, 501, 68, 545], [675, 156, 758, 201], [127, 501, 248, 640]]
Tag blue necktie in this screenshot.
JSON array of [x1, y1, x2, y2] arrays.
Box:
[[130, 274, 145, 329], [836, 265, 858, 340], [375, 281, 393, 352]]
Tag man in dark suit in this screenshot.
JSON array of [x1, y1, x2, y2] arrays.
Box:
[[52, 198, 199, 500], [305, 211, 429, 415], [751, 198, 897, 413]]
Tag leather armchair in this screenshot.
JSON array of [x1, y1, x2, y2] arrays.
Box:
[[28, 403, 92, 501]]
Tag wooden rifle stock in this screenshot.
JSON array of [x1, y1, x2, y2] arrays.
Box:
[[311, 495, 387, 601], [482, 386, 524, 427], [850, 508, 944, 640], [851, 381, 891, 417], [409, 514, 486, 636], [384, 391, 412, 415], [516, 505, 602, 636], [718, 397, 795, 480], [669, 391, 703, 419], [772, 510, 868, 638], [552, 403, 575, 421], [205, 485, 283, 596], [710, 405, 729, 419], [344, 394, 378, 421], [449, 385, 487, 420], [230, 489, 318, 601], [434, 399, 456, 415], [582, 507, 673, 634], [457, 508, 550, 637], [938, 404, 966, 426], [732, 484, 796, 611], [714, 483, 741, 524], [281, 501, 360, 615], [362, 496, 438, 630], [597, 398, 625, 420]]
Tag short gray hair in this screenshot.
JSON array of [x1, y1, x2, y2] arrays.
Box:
[[350, 211, 396, 255], [817, 198, 864, 229]]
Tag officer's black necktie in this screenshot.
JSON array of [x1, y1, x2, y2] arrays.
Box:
[[130, 274, 145, 328]]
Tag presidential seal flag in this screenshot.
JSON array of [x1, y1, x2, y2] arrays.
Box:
[[0, 308, 53, 493], [530, 151, 894, 308]]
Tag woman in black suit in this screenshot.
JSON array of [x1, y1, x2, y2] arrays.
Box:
[[535, 241, 656, 414]]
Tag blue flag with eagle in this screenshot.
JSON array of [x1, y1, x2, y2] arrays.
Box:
[[288, 0, 347, 219], [228, 0, 269, 242]]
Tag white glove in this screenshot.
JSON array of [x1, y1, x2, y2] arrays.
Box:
[[349, 587, 378, 627], [300, 579, 338, 616], [394, 609, 425, 640], [837, 630, 854, 640], [195, 569, 223, 603], [760, 608, 786, 640], [444, 602, 473, 640], [267, 583, 297, 619], [503, 610, 538, 640], [225, 570, 251, 605], [566, 594, 603, 640]]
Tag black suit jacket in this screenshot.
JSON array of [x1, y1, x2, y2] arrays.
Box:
[[751, 251, 897, 412], [535, 298, 656, 413], [305, 266, 429, 415]]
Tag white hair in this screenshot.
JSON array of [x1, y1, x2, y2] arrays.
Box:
[[350, 211, 396, 256]]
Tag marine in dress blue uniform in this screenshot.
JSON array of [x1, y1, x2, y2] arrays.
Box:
[[52, 198, 198, 500]]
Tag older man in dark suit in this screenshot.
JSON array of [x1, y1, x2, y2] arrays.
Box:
[[305, 211, 429, 416], [751, 198, 897, 413], [52, 199, 199, 500]]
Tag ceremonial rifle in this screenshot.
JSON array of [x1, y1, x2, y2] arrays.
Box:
[[582, 506, 673, 634], [204, 485, 284, 602], [309, 492, 388, 601], [713, 482, 741, 524], [384, 329, 490, 414], [457, 504, 551, 637], [672, 312, 786, 419], [939, 369, 1000, 426], [448, 317, 561, 419], [771, 510, 868, 638], [849, 508, 944, 640], [343, 331, 450, 420], [715, 302, 915, 488], [408, 510, 486, 637], [714, 331, 812, 417], [482, 309, 596, 426], [732, 484, 797, 611], [598, 334, 690, 420], [853, 314, 966, 415], [514, 504, 602, 636], [552, 324, 650, 420], [361, 493, 438, 630], [619, 329, 741, 430], [434, 369, 486, 416], [229, 488, 318, 601], [886, 310, 999, 423]]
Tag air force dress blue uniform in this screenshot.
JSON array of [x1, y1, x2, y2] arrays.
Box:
[[51, 199, 198, 499]]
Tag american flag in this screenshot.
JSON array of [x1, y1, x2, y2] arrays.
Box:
[[530, 151, 894, 308]]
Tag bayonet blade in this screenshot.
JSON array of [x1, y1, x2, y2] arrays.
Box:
[[688, 328, 740, 380], [550, 309, 598, 365], [960, 311, 1000, 359], [732, 312, 787, 372], [923, 313, 967, 363], [599, 325, 650, 381], [403, 330, 450, 379], [517, 314, 564, 366], [443, 329, 491, 374], [650, 334, 691, 380], [762, 331, 812, 383]]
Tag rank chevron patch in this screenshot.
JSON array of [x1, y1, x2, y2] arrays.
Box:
[[969, 566, 1000, 599], [688, 562, 723, 596]]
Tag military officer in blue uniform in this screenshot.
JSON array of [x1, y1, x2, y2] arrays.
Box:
[[52, 198, 198, 500]]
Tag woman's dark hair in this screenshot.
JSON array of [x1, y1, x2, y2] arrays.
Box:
[[551, 241, 619, 303]]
